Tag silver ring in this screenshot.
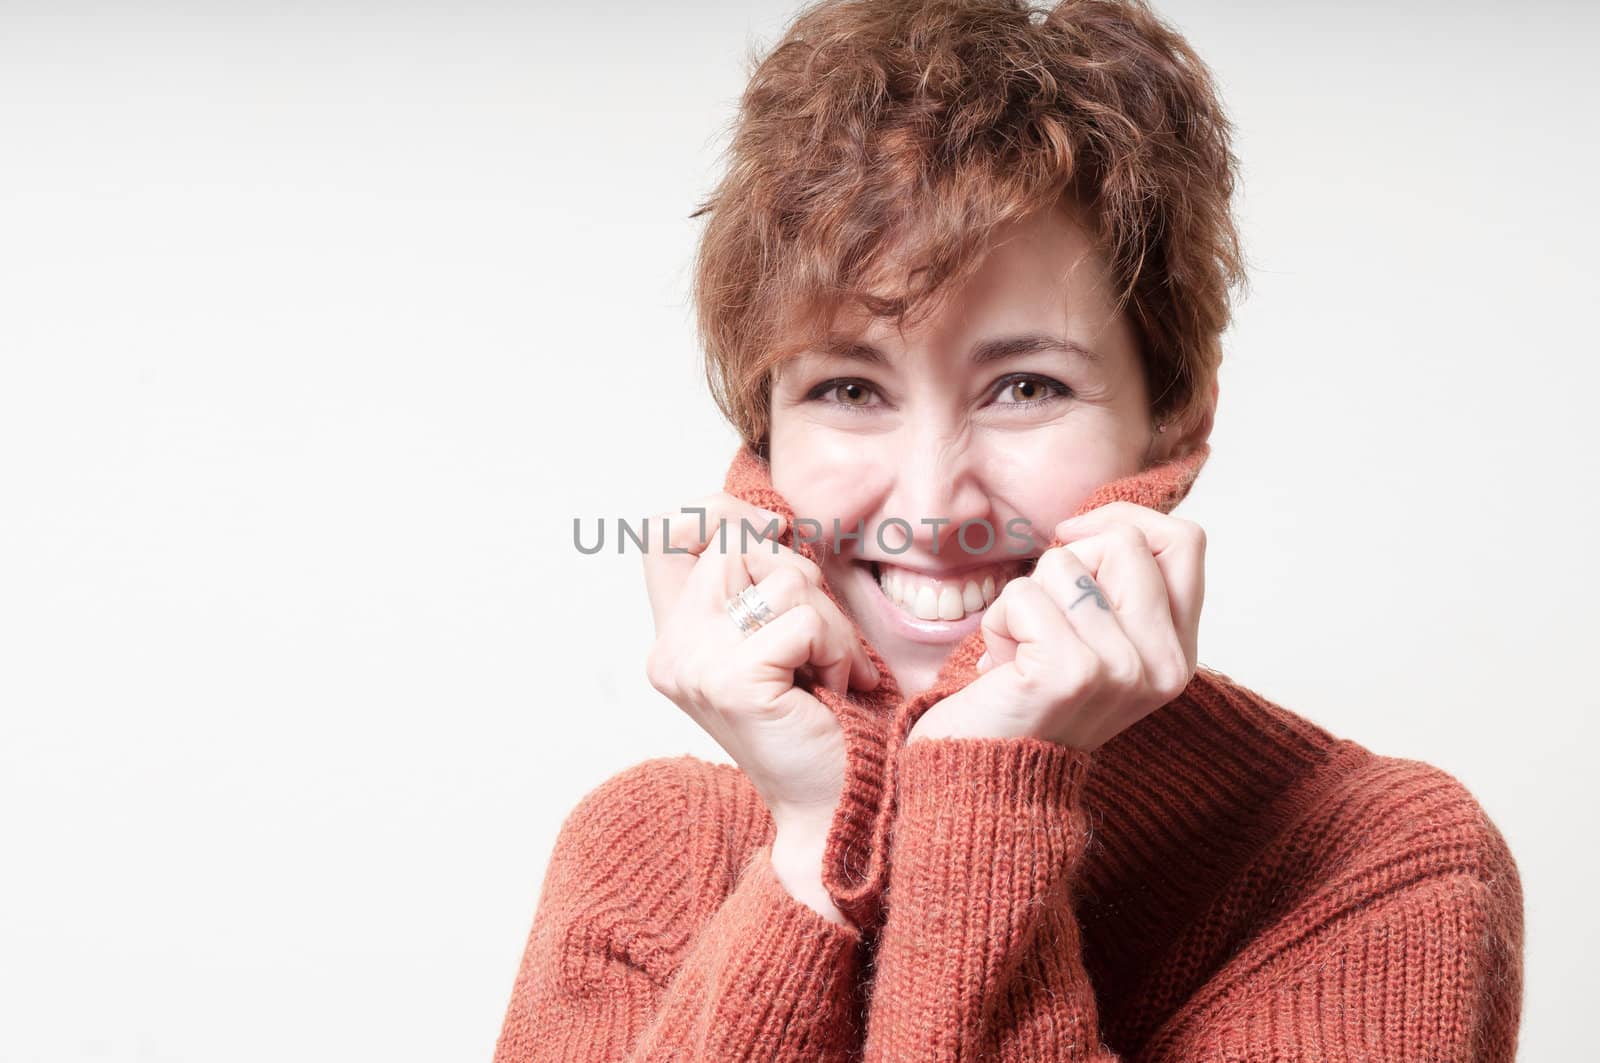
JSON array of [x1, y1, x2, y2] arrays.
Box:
[[726, 584, 775, 636]]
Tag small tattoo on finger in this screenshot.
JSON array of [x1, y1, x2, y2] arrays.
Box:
[[1070, 574, 1110, 611]]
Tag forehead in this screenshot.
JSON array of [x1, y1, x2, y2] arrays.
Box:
[[827, 205, 1128, 356]]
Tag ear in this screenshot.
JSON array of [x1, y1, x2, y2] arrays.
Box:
[[1151, 377, 1218, 464]]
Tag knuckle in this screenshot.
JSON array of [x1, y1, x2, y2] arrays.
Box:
[[789, 602, 823, 635], [1010, 661, 1052, 701], [783, 551, 822, 583], [1101, 649, 1144, 689], [768, 564, 807, 600], [650, 513, 692, 550], [1111, 524, 1148, 550], [1157, 663, 1192, 701], [814, 642, 847, 672], [642, 514, 670, 548], [1159, 645, 1196, 697], [645, 646, 678, 695], [1035, 548, 1071, 579], [992, 575, 1021, 603], [644, 655, 666, 693]]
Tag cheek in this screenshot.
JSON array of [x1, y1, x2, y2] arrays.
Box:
[[984, 433, 1133, 532], [770, 438, 891, 529]]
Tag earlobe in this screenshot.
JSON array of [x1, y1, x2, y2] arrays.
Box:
[[1142, 425, 1168, 469], [1173, 386, 1218, 461], [1146, 390, 1216, 468]]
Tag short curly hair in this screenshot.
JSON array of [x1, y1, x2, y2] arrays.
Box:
[[689, 0, 1248, 454]]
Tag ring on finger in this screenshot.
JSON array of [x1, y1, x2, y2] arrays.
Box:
[[725, 584, 776, 636]]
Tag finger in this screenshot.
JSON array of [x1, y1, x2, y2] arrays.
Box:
[[695, 512, 805, 603], [976, 587, 1022, 670], [661, 494, 787, 557], [1051, 526, 1192, 688], [1027, 546, 1143, 678], [744, 545, 879, 691], [734, 603, 846, 712], [1054, 503, 1205, 653], [701, 548, 876, 694], [686, 541, 800, 618], [981, 575, 1085, 672], [742, 540, 822, 585], [756, 576, 866, 695], [644, 494, 786, 630], [1056, 526, 1172, 640]]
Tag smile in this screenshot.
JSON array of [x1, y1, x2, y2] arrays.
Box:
[[856, 557, 1035, 642]]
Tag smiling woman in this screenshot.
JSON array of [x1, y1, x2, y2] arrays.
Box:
[[767, 201, 1187, 697], [494, 1, 1525, 1060]]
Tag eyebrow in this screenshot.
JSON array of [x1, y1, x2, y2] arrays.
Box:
[[819, 333, 1102, 366]]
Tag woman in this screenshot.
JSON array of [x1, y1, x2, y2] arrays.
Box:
[[496, 1, 1524, 1059]]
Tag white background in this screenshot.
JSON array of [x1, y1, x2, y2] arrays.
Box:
[[1, 1, 1594, 1059]]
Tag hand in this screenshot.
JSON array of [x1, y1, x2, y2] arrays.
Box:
[[908, 502, 1205, 751], [642, 493, 881, 832]]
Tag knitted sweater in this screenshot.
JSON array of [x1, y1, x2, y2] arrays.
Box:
[[494, 443, 1524, 1061]]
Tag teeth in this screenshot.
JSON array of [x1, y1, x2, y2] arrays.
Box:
[[874, 563, 1020, 622]]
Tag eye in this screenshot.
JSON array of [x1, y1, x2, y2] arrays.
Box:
[[991, 373, 1071, 407], [805, 378, 883, 411]]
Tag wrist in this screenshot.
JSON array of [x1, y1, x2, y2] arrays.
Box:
[[769, 826, 853, 930], [770, 815, 830, 873]]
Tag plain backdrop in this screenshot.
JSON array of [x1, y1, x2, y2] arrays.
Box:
[[1, 1, 1594, 1060]]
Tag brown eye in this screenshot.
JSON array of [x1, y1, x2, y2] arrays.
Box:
[[834, 381, 872, 405], [1006, 379, 1046, 402], [993, 374, 1070, 406], [801, 377, 881, 410]]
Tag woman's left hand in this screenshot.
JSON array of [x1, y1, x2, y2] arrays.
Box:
[[908, 502, 1207, 751]]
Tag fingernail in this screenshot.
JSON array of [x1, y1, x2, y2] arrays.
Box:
[[977, 651, 992, 672]]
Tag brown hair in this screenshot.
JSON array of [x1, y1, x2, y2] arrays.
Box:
[[690, 0, 1248, 453]]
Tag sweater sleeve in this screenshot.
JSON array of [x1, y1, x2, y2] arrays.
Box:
[[492, 758, 866, 1062], [861, 737, 1525, 1062]]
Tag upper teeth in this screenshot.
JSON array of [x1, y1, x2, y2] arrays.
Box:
[[876, 565, 1005, 621]]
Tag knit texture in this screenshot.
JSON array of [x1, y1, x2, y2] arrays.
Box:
[[494, 443, 1524, 1061]]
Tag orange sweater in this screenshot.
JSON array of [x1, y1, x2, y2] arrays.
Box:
[[494, 444, 1524, 1061]]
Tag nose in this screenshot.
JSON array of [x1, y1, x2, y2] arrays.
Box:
[[878, 428, 993, 560]]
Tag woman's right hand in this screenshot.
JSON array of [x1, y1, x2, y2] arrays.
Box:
[[642, 493, 881, 836]]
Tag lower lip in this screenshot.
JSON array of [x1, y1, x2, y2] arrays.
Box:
[[857, 562, 990, 645]]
